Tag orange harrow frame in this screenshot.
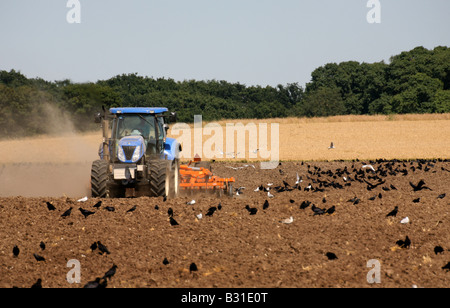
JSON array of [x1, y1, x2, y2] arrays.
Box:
[[179, 160, 235, 195]]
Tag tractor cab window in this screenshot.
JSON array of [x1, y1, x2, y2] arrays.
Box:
[[115, 114, 156, 140]]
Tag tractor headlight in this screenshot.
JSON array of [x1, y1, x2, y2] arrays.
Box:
[[118, 146, 126, 162], [132, 145, 142, 162]]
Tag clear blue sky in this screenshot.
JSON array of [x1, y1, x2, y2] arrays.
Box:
[[1, 0, 449, 87]]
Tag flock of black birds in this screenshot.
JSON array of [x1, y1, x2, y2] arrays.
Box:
[[11, 196, 204, 288], [246, 159, 449, 270], [8, 158, 450, 287]]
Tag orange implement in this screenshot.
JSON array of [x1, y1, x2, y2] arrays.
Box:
[[179, 161, 235, 195]]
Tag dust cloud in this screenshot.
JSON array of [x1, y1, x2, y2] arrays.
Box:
[[0, 103, 101, 198]]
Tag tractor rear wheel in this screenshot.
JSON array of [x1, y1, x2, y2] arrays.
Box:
[[148, 160, 167, 197], [91, 160, 109, 198]]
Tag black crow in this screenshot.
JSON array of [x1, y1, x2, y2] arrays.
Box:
[[170, 217, 179, 226], [442, 262, 450, 272], [206, 207, 217, 217], [79, 207, 95, 219], [245, 205, 258, 215], [46, 201, 56, 211], [33, 253, 46, 262], [189, 262, 198, 272], [434, 246, 444, 255], [409, 180, 432, 192], [437, 193, 446, 199], [326, 206, 336, 215], [83, 277, 107, 288], [263, 200, 269, 210], [61, 207, 72, 218], [168, 207, 174, 217], [31, 279, 42, 289], [13, 245, 19, 257], [105, 206, 115, 212], [93, 201, 102, 208], [300, 200, 311, 210], [386, 206, 398, 217], [103, 264, 117, 281], [163, 258, 170, 265], [326, 252, 338, 260], [126, 205, 137, 213], [97, 241, 110, 255], [39, 241, 46, 251], [312, 204, 325, 216], [396, 236, 411, 249], [412, 198, 420, 203]]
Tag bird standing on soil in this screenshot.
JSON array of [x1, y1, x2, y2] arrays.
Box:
[[46, 201, 56, 211], [61, 207, 72, 218], [300, 200, 311, 210], [396, 236, 411, 249], [245, 205, 258, 215], [93, 201, 102, 208], [13, 245, 19, 257], [434, 246, 444, 255], [386, 206, 399, 217], [126, 205, 137, 213], [189, 262, 198, 273], [103, 264, 117, 281], [326, 206, 336, 215], [311, 204, 325, 216], [33, 253, 46, 262], [263, 200, 269, 210], [326, 252, 338, 260], [83, 277, 107, 288], [206, 207, 217, 217], [97, 241, 110, 255], [170, 216, 179, 226], [31, 278, 42, 288], [79, 207, 95, 219]]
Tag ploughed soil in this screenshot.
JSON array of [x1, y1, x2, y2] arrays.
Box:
[[0, 160, 449, 288]]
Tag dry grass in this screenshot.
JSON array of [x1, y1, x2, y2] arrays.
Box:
[[0, 114, 448, 164], [168, 113, 450, 161]]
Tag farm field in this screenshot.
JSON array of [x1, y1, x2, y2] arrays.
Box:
[[0, 114, 449, 288]]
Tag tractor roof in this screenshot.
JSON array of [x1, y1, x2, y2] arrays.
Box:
[[110, 107, 168, 114]]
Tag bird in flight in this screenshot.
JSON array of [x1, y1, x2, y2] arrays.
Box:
[[409, 179, 432, 192]]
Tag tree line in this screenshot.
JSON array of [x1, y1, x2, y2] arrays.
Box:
[[0, 46, 448, 138]]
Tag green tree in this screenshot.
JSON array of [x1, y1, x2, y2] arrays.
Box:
[[301, 87, 346, 117]]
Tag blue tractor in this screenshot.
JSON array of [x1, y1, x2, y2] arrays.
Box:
[[91, 107, 181, 198]]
